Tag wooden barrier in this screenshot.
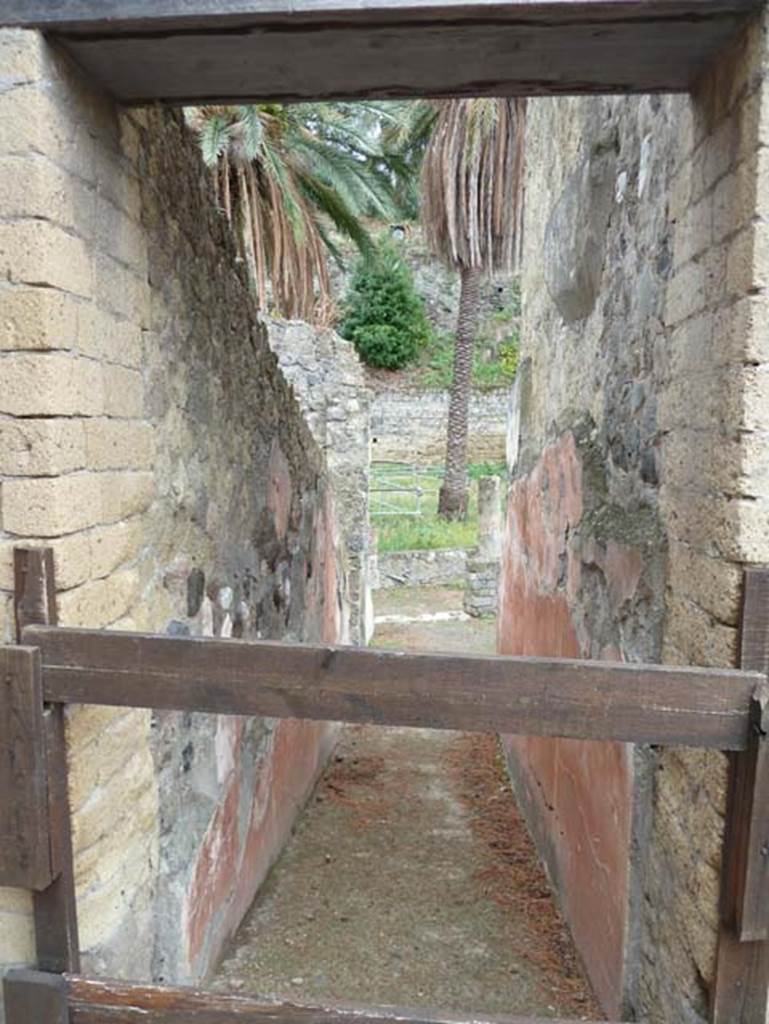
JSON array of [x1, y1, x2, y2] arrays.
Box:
[[25, 624, 761, 750]]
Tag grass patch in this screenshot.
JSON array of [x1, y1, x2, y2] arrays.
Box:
[[371, 462, 505, 552]]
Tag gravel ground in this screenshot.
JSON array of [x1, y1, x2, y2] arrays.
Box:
[[211, 587, 599, 1020]]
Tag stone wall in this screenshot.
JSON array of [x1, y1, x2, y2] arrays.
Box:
[[372, 548, 467, 589], [0, 28, 345, 1012], [267, 318, 372, 645], [371, 389, 508, 465], [499, 16, 769, 1023]]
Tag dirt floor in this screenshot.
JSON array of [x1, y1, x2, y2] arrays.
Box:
[[212, 587, 599, 1020]]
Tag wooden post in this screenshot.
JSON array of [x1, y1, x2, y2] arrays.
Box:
[[13, 547, 80, 973], [3, 970, 68, 1024], [0, 645, 53, 889], [712, 568, 769, 1022]]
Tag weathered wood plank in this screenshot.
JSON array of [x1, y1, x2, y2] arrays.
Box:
[[0, 0, 761, 101], [14, 547, 81, 973], [34, 705, 81, 973], [712, 568, 769, 1021], [0, 645, 53, 890], [720, 680, 769, 941], [0, 0, 759, 30], [66, 976, 605, 1024], [4, 970, 68, 1024], [27, 625, 760, 749], [14, 547, 57, 644]]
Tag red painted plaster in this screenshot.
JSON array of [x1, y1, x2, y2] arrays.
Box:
[[498, 433, 633, 1020], [267, 440, 293, 541], [184, 488, 340, 979]]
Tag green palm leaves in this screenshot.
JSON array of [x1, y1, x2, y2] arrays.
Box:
[[189, 103, 417, 323]]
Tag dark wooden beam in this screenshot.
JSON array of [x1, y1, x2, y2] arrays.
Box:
[[25, 624, 761, 749], [14, 548, 81, 975], [0, 645, 54, 890], [713, 568, 769, 1021], [4, 970, 68, 1024], [0, 0, 762, 102], [66, 976, 607, 1024]]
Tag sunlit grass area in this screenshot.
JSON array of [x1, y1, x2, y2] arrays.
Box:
[[371, 462, 505, 552]]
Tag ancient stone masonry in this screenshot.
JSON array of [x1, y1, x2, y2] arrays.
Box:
[[0, 27, 346, 1016], [499, 16, 769, 1023], [372, 548, 467, 590], [266, 319, 371, 646], [463, 476, 502, 618], [371, 389, 508, 465]]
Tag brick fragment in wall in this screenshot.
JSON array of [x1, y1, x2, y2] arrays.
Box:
[[0, 287, 80, 352], [0, 220, 92, 296]]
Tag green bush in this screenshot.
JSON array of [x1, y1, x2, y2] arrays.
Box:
[[340, 239, 430, 370]]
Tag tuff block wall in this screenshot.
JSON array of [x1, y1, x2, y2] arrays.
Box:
[[0, 27, 345, 1012], [370, 388, 508, 465], [499, 14, 769, 1022]]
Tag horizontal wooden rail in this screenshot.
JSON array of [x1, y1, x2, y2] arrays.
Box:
[[25, 626, 761, 750], [62, 975, 610, 1024]]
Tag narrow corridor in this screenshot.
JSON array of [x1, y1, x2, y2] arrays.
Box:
[[212, 588, 599, 1021]]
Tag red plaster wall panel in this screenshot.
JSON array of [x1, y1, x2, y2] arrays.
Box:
[[185, 718, 336, 977], [498, 432, 633, 1019], [184, 488, 342, 979]]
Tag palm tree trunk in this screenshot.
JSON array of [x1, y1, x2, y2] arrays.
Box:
[[438, 265, 482, 521]]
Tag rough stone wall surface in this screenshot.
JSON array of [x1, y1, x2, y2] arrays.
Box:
[[371, 389, 508, 465], [266, 318, 371, 645], [0, 28, 344, 1013], [372, 547, 467, 589], [499, 17, 769, 1023]]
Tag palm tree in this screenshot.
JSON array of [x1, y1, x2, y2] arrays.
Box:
[[420, 99, 526, 520], [189, 103, 412, 324]]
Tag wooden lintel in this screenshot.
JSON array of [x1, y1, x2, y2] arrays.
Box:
[[0, 0, 762, 102], [26, 624, 761, 749]]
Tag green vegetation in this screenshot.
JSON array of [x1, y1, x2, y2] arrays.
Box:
[[371, 462, 506, 552], [420, 290, 521, 390], [340, 239, 430, 369], [189, 103, 417, 323]]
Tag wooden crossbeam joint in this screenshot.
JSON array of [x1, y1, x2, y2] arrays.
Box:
[[3, 970, 68, 1024]]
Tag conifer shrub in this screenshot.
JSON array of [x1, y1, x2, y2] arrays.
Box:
[[340, 239, 430, 370]]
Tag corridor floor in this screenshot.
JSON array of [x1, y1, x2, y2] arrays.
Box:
[[211, 587, 599, 1020]]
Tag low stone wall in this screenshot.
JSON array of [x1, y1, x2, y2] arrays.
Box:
[[463, 557, 499, 617], [371, 390, 508, 465], [267, 318, 372, 646], [373, 548, 467, 589]]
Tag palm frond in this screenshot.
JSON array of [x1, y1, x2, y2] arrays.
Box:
[[420, 98, 525, 275]]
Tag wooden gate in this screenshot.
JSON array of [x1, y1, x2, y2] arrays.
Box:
[[2, 547, 769, 1023]]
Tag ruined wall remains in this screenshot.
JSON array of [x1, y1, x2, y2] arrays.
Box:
[[371, 389, 508, 465], [0, 28, 345, 1010], [372, 547, 467, 590], [500, 15, 769, 1022], [267, 319, 372, 645]]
